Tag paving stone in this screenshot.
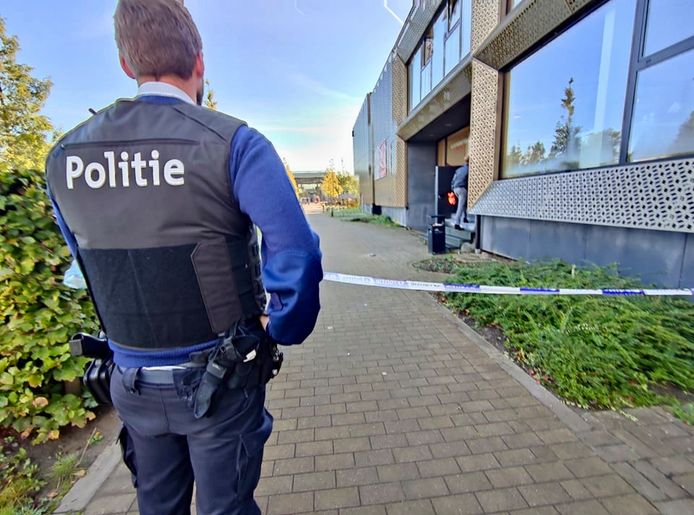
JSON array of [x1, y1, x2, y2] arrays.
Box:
[[401, 477, 449, 500], [333, 437, 371, 453], [272, 456, 314, 475], [467, 436, 508, 454], [336, 466, 379, 487], [355, 448, 395, 467], [430, 440, 471, 459], [485, 466, 534, 488], [599, 494, 659, 514], [256, 475, 294, 495], [458, 452, 501, 473], [293, 471, 336, 492], [314, 486, 360, 510], [385, 499, 435, 515], [430, 493, 483, 515], [405, 429, 444, 446], [444, 471, 493, 494], [494, 448, 537, 467], [296, 440, 333, 457], [654, 498, 694, 515], [84, 493, 136, 515], [580, 474, 635, 498], [315, 452, 355, 471], [475, 487, 528, 512], [560, 479, 593, 501], [393, 445, 433, 463], [341, 506, 387, 515], [556, 499, 610, 515], [417, 457, 461, 478], [377, 462, 420, 482], [267, 492, 313, 514], [518, 482, 572, 507], [525, 461, 575, 482]]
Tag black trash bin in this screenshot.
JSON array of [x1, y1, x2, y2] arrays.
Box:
[[428, 215, 446, 254]]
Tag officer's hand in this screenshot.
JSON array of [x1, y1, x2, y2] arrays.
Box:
[[260, 314, 269, 331]]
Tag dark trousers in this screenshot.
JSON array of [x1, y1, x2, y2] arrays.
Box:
[[111, 366, 272, 515]]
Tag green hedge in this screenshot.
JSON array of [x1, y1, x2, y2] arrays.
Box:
[[0, 167, 98, 443]]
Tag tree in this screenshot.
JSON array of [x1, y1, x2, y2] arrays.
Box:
[[549, 77, 581, 160], [203, 79, 217, 110], [320, 169, 342, 203], [523, 141, 546, 165], [283, 158, 299, 198], [507, 144, 523, 169], [337, 173, 358, 197], [671, 111, 694, 155], [0, 18, 98, 442], [0, 18, 52, 174]]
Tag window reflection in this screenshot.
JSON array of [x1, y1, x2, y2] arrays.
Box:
[[409, 50, 421, 109], [643, 0, 694, 57], [502, 0, 635, 177], [445, 25, 461, 76], [628, 49, 694, 162]]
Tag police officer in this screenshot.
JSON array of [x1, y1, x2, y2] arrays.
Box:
[[45, 1, 322, 513]]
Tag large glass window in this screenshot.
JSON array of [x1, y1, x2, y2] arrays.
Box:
[[431, 10, 447, 86], [628, 49, 694, 161], [502, 0, 636, 177], [643, 0, 694, 57], [408, 49, 421, 109], [444, 25, 461, 76], [408, 0, 472, 112]]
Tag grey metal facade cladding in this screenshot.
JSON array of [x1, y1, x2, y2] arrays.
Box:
[[395, 0, 447, 63], [353, 95, 373, 205], [480, 216, 694, 288], [469, 158, 694, 233]]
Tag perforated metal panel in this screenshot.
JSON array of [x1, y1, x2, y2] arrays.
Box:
[[469, 158, 694, 233], [471, 0, 502, 52], [473, 0, 598, 70], [468, 59, 499, 207]]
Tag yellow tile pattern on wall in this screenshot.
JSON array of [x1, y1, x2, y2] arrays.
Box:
[[468, 59, 499, 207], [468, 0, 503, 208]]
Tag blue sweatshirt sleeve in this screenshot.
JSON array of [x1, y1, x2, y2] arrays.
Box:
[[230, 125, 323, 345], [47, 185, 79, 258]]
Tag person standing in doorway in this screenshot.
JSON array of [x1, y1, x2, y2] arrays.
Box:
[[451, 156, 469, 230]]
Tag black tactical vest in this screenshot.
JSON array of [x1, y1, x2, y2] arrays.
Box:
[[46, 99, 266, 351]]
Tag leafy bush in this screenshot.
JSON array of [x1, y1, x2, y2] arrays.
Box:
[[0, 167, 99, 442], [0, 17, 98, 443], [444, 261, 694, 412]]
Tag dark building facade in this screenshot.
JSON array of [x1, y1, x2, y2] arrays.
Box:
[[353, 0, 693, 288]]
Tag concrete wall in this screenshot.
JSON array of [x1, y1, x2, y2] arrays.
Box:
[[381, 206, 408, 227], [406, 142, 438, 231], [480, 216, 694, 288]]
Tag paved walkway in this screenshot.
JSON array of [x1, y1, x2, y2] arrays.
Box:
[[68, 213, 693, 514]]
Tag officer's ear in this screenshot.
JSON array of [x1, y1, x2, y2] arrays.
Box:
[[120, 54, 136, 80], [194, 52, 204, 80]]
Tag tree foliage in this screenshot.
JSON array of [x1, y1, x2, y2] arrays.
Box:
[[337, 173, 358, 197], [320, 168, 342, 201], [203, 79, 217, 111], [0, 18, 98, 443], [283, 158, 299, 198]]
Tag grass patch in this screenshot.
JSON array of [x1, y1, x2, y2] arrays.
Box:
[[442, 260, 693, 419], [327, 207, 400, 227]]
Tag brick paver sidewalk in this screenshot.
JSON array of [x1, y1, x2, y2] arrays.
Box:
[[69, 213, 693, 514]]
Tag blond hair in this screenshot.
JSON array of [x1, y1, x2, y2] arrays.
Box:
[[114, 0, 202, 79]]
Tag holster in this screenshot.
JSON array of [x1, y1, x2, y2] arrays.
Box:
[[192, 329, 283, 419], [70, 333, 115, 405]]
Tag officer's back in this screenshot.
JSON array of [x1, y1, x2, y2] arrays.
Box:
[[46, 1, 322, 514]]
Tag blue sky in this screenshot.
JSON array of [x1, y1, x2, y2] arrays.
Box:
[[3, 0, 411, 172]]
